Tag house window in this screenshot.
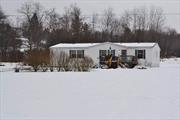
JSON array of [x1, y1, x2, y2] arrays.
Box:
[[135, 50, 145, 59], [69, 50, 84, 58], [99, 50, 115, 57], [121, 50, 127, 56], [77, 50, 84, 58], [70, 50, 76, 58], [111, 50, 115, 56], [99, 50, 107, 57]]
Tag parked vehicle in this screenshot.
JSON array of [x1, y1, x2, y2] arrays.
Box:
[[100, 55, 138, 69]]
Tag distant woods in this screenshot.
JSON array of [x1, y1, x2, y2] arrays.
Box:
[[0, 2, 180, 62]]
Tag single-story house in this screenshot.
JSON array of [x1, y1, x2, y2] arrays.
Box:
[[50, 42, 160, 67]]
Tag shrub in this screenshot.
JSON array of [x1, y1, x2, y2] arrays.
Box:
[[68, 56, 93, 72], [26, 50, 40, 72], [56, 51, 70, 71], [25, 49, 50, 72], [39, 49, 50, 72], [80, 56, 94, 71]]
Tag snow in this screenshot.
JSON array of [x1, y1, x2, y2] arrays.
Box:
[[50, 43, 100, 48], [117, 43, 156, 48], [17, 37, 30, 52], [0, 58, 180, 120], [50, 42, 156, 48], [0, 63, 20, 72]]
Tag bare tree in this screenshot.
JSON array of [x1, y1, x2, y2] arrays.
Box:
[[91, 13, 99, 32], [19, 2, 45, 50], [45, 8, 61, 31], [148, 6, 165, 32], [60, 7, 71, 32], [101, 8, 119, 41], [111, 18, 121, 36], [101, 8, 115, 32], [131, 7, 148, 42], [131, 7, 147, 30], [120, 10, 132, 42], [120, 10, 132, 30], [19, 2, 45, 25]]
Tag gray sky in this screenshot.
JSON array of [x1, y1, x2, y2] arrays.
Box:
[[0, 0, 180, 32]]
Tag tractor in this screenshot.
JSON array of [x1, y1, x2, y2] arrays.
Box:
[[100, 54, 138, 69]]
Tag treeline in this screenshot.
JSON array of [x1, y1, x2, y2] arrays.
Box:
[[0, 2, 180, 62]]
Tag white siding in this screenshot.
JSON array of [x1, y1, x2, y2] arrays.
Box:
[[50, 47, 85, 66], [151, 44, 160, 67], [86, 43, 127, 64], [126, 44, 160, 67]]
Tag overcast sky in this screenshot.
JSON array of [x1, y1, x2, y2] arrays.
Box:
[[0, 0, 180, 32]]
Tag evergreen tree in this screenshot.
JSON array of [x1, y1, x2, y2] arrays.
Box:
[[71, 5, 83, 42], [22, 13, 43, 50]]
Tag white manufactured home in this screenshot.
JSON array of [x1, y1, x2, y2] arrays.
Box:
[[50, 42, 160, 67]]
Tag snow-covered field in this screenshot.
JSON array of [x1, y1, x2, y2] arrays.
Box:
[[0, 59, 180, 120]]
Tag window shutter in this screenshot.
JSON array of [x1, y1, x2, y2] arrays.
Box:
[[143, 50, 146, 59], [135, 50, 138, 57]]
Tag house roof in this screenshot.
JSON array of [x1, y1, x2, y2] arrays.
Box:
[[50, 42, 157, 48], [115, 43, 157, 48], [50, 43, 100, 48]]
